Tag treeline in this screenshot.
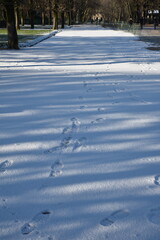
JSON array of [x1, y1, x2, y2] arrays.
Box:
[[0, 0, 100, 29], [0, 0, 160, 49], [100, 0, 160, 23], [0, 0, 100, 49]]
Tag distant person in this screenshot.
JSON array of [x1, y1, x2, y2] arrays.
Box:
[[154, 17, 158, 29], [129, 18, 133, 27], [99, 17, 103, 24], [140, 17, 144, 29]]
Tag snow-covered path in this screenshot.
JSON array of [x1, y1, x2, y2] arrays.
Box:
[[0, 25, 160, 240]]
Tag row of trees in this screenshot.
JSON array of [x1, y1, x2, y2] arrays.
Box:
[[0, 0, 100, 49], [0, 0, 160, 49], [100, 0, 160, 23]]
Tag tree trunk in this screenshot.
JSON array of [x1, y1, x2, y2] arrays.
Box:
[[42, 11, 45, 26], [53, 9, 58, 29], [4, 0, 19, 49], [77, 10, 83, 24], [67, 11, 71, 25], [139, 4, 144, 18], [15, 5, 20, 30], [20, 10, 25, 26], [53, 0, 58, 29], [49, 10, 52, 25], [29, 0, 34, 29], [71, 10, 74, 25], [70, 0, 74, 24], [61, 11, 65, 28], [30, 10, 34, 29]]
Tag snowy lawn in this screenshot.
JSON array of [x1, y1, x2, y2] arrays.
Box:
[[0, 29, 57, 49], [0, 24, 160, 240]]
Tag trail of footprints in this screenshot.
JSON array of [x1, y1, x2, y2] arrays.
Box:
[[1, 65, 160, 238], [44, 117, 87, 178], [20, 206, 160, 238], [31, 117, 87, 236], [84, 70, 160, 229], [100, 207, 160, 227], [44, 72, 110, 180], [45, 118, 80, 154]]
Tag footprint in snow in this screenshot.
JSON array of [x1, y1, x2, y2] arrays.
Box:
[[48, 236, 54, 240], [44, 145, 61, 154], [1, 198, 19, 223], [21, 210, 51, 235], [0, 160, 12, 173], [140, 99, 150, 104], [44, 118, 80, 154], [83, 81, 88, 87], [79, 105, 86, 109], [114, 88, 126, 93], [72, 137, 86, 152], [62, 118, 80, 135], [154, 175, 160, 186], [112, 82, 120, 86], [71, 117, 81, 132], [95, 72, 99, 76], [50, 160, 64, 177], [97, 107, 106, 112], [147, 207, 160, 225], [60, 136, 72, 149], [112, 101, 120, 104], [78, 96, 84, 100], [100, 209, 130, 227], [62, 126, 72, 135], [91, 118, 105, 124], [86, 88, 92, 92], [96, 118, 105, 122]]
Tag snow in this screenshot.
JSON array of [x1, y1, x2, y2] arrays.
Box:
[[19, 30, 59, 48], [0, 24, 160, 240]]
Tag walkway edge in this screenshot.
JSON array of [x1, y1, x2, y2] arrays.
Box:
[[19, 30, 61, 48]]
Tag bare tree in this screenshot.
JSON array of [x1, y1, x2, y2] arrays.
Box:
[[0, 0, 19, 49]]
